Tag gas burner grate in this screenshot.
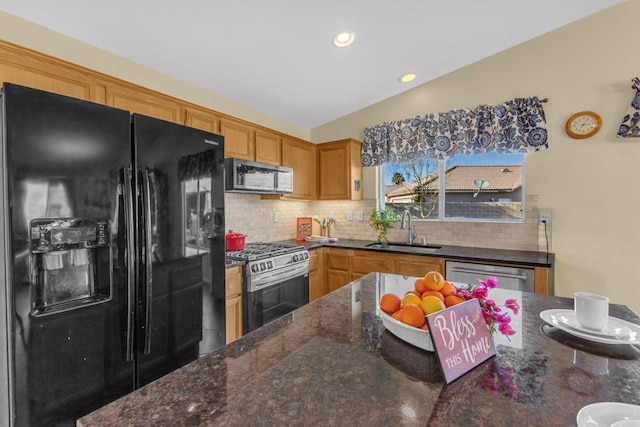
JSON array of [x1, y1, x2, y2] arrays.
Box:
[[226, 242, 305, 261]]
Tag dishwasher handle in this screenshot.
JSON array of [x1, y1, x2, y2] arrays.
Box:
[[448, 266, 529, 281]]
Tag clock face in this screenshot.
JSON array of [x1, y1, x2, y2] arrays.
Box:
[[566, 111, 602, 139]]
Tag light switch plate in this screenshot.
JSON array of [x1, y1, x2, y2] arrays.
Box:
[[347, 211, 353, 221], [357, 211, 364, 221], [273, 212, 279, 222]]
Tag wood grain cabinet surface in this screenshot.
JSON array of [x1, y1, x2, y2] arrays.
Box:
[[224, 266, 243, 344], [317, 138, 363, 201]]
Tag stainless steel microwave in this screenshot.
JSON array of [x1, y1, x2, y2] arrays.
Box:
[[224, 158, 293, 194]]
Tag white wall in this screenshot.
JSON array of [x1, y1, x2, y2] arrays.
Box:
[[312, 1, 640, 312]]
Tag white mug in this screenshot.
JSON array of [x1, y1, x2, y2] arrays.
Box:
[[574, 292, 609, 330]]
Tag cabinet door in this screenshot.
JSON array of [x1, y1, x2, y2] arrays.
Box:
[[221, 117, 255, 160], [255, 130, 281, 165], [351, 253, 392, 276], [317, 139, 363, 201], [327, 269, 350, 293], [106, 84, 181, 123], [184, 106, 220, 134], [393, 255, 444, 277], [308, 250, 326, 302], [0, 42, 94, 102], [225, 295, 242, 344], [281, 137, 317, 200]]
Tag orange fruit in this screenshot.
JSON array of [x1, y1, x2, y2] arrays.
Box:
[[421, 290, 445, 303], [420, 295, 446, 315], [405, 289, 422, 298], [424, 271, 445, 291], [440, 281, 457, 297], [400, 304, 425, 328], [420, 324, 429, 331], [380, 293, 402, 314], [414, 278, 429, 294], [402, 293, 422, 307], [391, 308, 403, 321], [444, 294, 465, 308]]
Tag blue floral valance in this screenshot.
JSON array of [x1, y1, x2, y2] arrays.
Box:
[[617, 77, 640, 138], [361, 97, 548, 166]]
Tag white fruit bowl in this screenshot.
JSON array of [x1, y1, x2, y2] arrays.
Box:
[[378, 308, 435, 352]]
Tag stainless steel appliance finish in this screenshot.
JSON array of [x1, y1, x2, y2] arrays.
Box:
[[227, 242, 309, 333], [0, 83, 226, 427], [224, 158, 293, 194], [445, 260, 534, 293]]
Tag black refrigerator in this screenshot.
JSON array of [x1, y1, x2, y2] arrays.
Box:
[[0, 83, 226, 426]]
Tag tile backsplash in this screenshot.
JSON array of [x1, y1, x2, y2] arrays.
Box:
[[225, 194, 548, 252]]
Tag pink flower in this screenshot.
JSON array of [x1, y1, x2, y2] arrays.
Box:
[[477, 276, 499, 289], [498, 323, 516, 336], [495, 313, 511, 324], [455, 276, 518, 339], [505, 299, 520, 315], [471, 287, 488, 300]]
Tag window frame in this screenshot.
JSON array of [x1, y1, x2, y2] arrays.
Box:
[[379, 154, 527, 223]]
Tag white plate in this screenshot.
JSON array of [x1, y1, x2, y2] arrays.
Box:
[[540, 309, 640, 345], [378, 308, 434, 352], [577, 402, 640, 427]]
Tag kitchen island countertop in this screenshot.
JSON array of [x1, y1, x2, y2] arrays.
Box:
[[78, 272, 639, 426]]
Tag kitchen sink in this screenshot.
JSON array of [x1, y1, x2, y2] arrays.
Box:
[[364, 242, 442, 254]]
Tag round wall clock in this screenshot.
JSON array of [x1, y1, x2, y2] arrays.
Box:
[[565, 111, 602, 139]]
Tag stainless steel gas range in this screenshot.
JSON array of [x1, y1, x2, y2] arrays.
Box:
[[226, 242, 310, 334]]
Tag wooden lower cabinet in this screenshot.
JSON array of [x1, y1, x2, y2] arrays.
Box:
[[351, 251, 392, 280], [225, 266, 243, 344], [325, 248, 351, 292], [308, 248, 325, 302], [393, 254, 444, 277]]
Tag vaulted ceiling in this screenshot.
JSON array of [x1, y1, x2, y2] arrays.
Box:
[[0, 0, 623, 128]]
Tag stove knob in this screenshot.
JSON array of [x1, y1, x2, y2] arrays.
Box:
[[293, 254, 299, 262], [267, 261, 273, 269], [260, 262, 266, 271], [302, 252, 308, 260], [251, 264, 259, 273]]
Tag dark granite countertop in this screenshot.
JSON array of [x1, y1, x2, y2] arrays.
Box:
[[224, 258, 244, 269], [289, 238, 553, 268], [78, 273, 639, 426]]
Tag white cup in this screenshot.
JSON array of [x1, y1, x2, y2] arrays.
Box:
[[574, 292, 609, 330]]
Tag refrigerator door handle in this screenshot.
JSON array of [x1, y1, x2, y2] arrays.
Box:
[[122, 168, 136, 362], [140, 169, 153, 355]]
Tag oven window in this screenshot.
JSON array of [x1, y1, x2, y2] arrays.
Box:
[[243, 275, 309, 334]]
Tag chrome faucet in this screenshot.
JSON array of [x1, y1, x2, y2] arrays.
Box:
[[400, 209, 417, 245]]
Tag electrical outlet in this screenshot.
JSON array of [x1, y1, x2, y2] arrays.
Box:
[[357, 211, 364, 221], [539, 212, 550, 225], [273, 212, 279, 222], [347, 211, 353, 221], [329, 211, 335, 218]]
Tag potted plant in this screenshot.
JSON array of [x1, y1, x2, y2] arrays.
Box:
[[369, 206, 400, 245]]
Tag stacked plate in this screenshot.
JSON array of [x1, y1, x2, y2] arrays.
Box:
[[540, 309, 640, 345], [577, 402, 640, 426]]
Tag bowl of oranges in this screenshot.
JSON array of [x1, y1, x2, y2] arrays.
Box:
[[378, 272, 464, 352]]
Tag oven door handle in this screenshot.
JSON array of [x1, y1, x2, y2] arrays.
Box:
[[247, 263, 309, 292]]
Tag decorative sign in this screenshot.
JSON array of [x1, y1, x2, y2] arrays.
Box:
[[426, 299, 496, 384], [296, 217, 313, 242]]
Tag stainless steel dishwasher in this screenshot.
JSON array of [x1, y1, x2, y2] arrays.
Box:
[[445, 261, 534, 293]]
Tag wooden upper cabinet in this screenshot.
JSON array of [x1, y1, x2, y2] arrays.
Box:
[[280, 136, 317, 200], [106, 84, 181, 123], [317, 138, 363, 200], [0, 41, 94, 102], [184, 106, 220, 134], [220, 117, 255, 160], [255, 130, 281, 165]]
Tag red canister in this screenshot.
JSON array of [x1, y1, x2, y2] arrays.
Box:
[[225, 230, 246, 251]]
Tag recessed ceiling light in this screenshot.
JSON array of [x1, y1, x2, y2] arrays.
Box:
[[399, 73, 416, 83], [333, 32, 355, 48]]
